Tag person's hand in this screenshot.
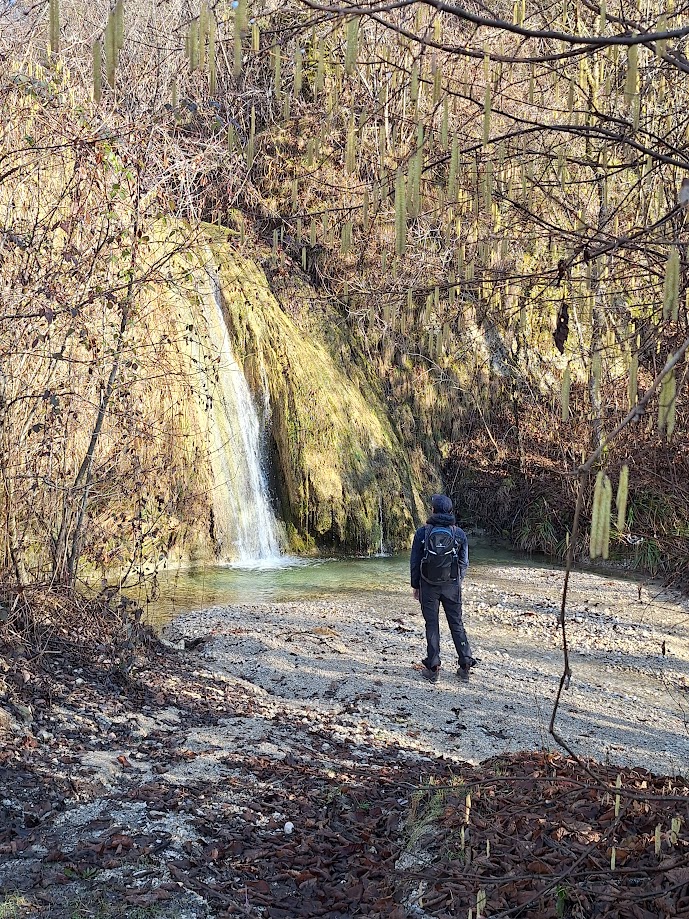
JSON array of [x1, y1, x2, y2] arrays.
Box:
[[413, 588, 419, 601]]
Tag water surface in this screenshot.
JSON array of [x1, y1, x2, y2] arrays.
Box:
[[141, 542, 558, 626]]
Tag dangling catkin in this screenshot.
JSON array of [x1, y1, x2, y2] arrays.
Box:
[[408, 149, 422, 219], [188, 18, 199, 73], [236, 0, 247, 33], [601, 476, 612, 559], [49, 0, 60, 54], [598, 0, 606, 32], [658, 372, 670, 431], [624, 45, 638, 104], [114, 1, 124, 52], [105, 13, 117, 87], [590, 471, 605, 559], [92, 41, 102, 102], [345, 16, 359, 74], [195, 5, 206, 67], [448, 135, 458, 200], [294, 46, 303, 95], [395, 168, 407, 256], [273, 46, 281, 99], [561, 364, 571, 422], [667, 382, 677, 437], [591, 351, 602, 402], [209, 12, 217, 93], [483, 81, 491, 147], [433, 65, 442, 105], [662, 247, 680, 321], [628, 352, 638, 409], [340, 221, 352, 255], [658, 371, 677, 436], [246, 105, 255, 168], [410, 62, 419, 105], [315, 40, 325, 94], [616, 465, 629, 531]]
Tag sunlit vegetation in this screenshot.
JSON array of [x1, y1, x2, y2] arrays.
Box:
[[0, 0, 687, 584]]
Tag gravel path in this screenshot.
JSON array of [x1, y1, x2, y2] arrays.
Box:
[[167, 564, 689, 776]]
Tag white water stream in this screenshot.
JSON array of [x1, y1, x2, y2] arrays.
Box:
[[195, 263, 282, 564]]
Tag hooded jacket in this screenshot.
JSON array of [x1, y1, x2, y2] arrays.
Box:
[[410, 511, 469, 589]]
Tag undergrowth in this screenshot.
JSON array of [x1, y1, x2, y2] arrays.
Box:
[[0, 585, 152, 713], [445, 384, 689, 586]]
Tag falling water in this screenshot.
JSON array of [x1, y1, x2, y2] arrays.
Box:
[[195, 262, 282, 564], [375, 494, 386, 557]]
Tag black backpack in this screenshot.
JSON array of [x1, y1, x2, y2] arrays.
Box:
[[421, 524, 459, 584]]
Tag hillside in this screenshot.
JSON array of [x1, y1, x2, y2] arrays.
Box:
[[0, 0, 688, 580]]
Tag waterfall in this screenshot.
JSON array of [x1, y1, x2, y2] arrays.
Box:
[[376, 494, 386, 557], [195, 261, 282, 564]]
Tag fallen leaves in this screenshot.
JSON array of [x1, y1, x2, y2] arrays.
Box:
[[395, 753, 689, 918], [2, 628, 688, 919]]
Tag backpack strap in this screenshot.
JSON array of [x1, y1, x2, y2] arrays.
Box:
[[420, 524, 432, 578]]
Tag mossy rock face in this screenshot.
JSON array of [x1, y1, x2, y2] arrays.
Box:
[[202, 227, 430, 552]]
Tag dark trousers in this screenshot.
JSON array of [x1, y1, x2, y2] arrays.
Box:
[[420, 579, 472, 670]]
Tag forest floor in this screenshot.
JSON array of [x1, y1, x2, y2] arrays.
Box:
[[1, 565, 689, 918]]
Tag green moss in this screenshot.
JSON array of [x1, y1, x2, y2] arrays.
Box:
[[133, 220, 434, 558], [196, 225, 428, 551]]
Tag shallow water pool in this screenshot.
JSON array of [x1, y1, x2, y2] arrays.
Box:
[[139, 541, 559, 626]]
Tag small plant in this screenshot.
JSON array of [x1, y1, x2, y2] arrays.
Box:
[[555, 883, 570, 918], [632, 536, 663, 575], [515, 498, 560, 555], [405, 781, 449, 850], [0, 895, 31, 919]]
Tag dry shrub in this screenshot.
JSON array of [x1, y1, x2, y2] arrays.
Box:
[[0, 583, 150, 677]]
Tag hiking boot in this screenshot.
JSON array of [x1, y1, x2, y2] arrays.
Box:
[[457, 658, 476, 682], [422, 664, 440, 684]]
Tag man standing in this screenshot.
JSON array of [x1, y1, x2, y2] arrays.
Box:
[[410, 494, 475, 683]]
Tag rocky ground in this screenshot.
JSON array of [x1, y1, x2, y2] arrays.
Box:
[[1, 564, 688, 917]]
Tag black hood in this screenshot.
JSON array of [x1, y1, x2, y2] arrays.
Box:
[[431, 494, 453, 514], [426, 511, 456, 527]]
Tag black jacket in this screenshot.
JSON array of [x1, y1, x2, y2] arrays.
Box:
[[410, 512, 469, 589]]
